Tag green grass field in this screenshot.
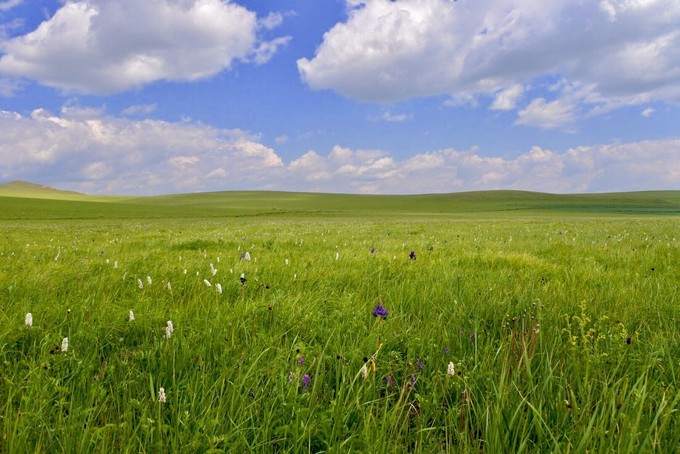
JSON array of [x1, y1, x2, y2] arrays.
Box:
[[1, 182, 679, 452]]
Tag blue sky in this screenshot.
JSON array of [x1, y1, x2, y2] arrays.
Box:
[[0, 0, 678, 195]]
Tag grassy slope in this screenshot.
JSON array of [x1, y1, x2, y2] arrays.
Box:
[[0, 180, 678, 220]]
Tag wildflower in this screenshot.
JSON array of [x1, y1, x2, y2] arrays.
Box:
[[416, 358, 425, 371], [216, 283, 222, 294], [447, 362, 455, 376], [297, 356, 305, 367], [165, 320, 174, 339], [301, 374, 311, 388], [409, 251, 416, 260], [25, 312, 33, 327], [360, 363, 368, 380], [444, 347, 450, 354], [212, 268, 218, 276], [61, 337, 69, 353], [244, 252, 251, 261], [288, 370, 293, 383], [285, 259, 289, 266], [372, 302, 389, 319], [158, 387, 166, 403], [147, 276, 152, 285], [370, 247, 376, 254], [385, 375, 395, 388], [204, 279, 211, 287], [114, 260, 118, 269], [129, 310, 135, 321], [240, 273, 246, 285], [167, 281, 172, 291], [105, 259, 109, 264], [335, 252, 339, 260], [183, 269, 187, 275], [137, 278, 143, 289]]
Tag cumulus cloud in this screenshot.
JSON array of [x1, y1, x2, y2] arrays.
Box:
[[0, 108, 283, 194], [1, 107, 677, 194], [298, 0, 680, 121], [0, 0, 289, 94], [283, 141, 680, 194]]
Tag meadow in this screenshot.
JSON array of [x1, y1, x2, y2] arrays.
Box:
[[0, 184, 679, 452]]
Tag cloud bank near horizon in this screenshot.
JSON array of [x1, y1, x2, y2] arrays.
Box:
[[1, 108, 677, 195]]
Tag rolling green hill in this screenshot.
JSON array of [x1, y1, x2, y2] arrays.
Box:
[[0, 180, 678, 220]]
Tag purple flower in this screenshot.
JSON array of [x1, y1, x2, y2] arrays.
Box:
[[372, 303, 389, 319], [370, 247, 376, 254], [409, 373, 417, 390], [385, 375, 395, 388], [416, 358, 425, 371], [409, 251, 416, 260], [297, 355, 305, 367], [444, 347, 450, 354], [302, 374, 311, 388]]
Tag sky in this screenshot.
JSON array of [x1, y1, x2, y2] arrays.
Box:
[[0, 0, 678, 195]]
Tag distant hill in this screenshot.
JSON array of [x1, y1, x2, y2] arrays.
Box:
[[0, 180, 678, 220], [0, 180, 85, 200]]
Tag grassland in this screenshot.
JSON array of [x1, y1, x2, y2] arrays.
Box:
[[0, 182, 678, 452]]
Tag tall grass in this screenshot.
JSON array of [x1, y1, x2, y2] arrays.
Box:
[[0, 218, 678, 452]]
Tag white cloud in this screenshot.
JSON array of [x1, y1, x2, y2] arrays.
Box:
[[641, 107, 654, 117], [0, 108, 284, 194], [122, 103, 157, 116], [515, 98, 577, 129], [250, 36, 292, 65], [491, 84, 523, 111], [258, 12, 284, 30], [380, 110, 412, 122], [1, 107, 677, 194], [282, 140, 680, 194], [0, 0, 22, 12], [0, 0, 288, 94], [298, 0, 680, 120]]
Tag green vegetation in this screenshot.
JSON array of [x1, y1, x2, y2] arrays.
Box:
[[1, 180, 679, 221], [0, 182, 678, 451]]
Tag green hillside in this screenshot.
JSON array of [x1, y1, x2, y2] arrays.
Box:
[[0, 180, 678, 220]]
